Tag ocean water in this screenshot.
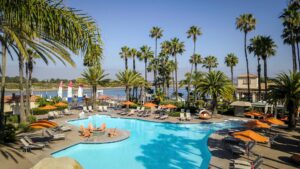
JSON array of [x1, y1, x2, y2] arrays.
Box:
[[52, 115, 243, 169]]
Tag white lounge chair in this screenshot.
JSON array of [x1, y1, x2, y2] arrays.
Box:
[[186, 112, 191, 121], [159, 114, 169, 120], [179, 113, 186, 121], [53, 111, 63, 118], [103, 106, 108, 112], [48, 111, 55, 119], [23, 136, 46, 148], [98, 106, 103, 112], [20, 138, 44, 152], [140, 107, 145, 112], [79, 111, 85, 118], [63, 109, 73, 115], [88, 106, 93, 112], [127, 109, 135, 116], [83, 106, 88, 113]]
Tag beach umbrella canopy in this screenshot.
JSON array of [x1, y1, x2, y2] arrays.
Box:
[[244, 110, 264, 118], [122, 101, 135, 106], [232, 130, 269, 143], [39, 105, 57, 110], [30, 120, 58, 129], [262, 117, 285, 126], [144, 102, 157, 108], [243, 120, 271, 129], [161, 104, 177, 109], [32, 157, 83, 169], [54, 102, 68, 107]]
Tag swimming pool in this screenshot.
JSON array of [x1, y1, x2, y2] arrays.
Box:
[[52, 115, 243, 169]]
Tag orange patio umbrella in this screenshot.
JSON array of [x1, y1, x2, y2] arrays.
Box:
[[144, 102, 157, 108], [39, 105, 57, 110], [243, 120, 271, 129], [54, 102, 68, 107], [262, 117, 285, 126], [122, 101, 135, 106], [161, 104, 177, 109], [30, 122, 56, 129], [232, 130, 269, 143], [36, 120, 58, 127]]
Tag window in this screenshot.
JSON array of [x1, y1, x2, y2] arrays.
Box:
[[242, 79, 251, 85]]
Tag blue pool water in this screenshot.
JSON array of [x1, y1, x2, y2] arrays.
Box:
[[52, 115, 243, 169]]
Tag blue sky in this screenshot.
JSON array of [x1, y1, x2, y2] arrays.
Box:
[[7, 0, 292, 80]]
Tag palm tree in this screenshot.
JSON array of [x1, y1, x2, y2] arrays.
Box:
[[82, 65, 109, 108], [120, 46, 130, 70], [116, 70, 142, 101], [137, 45, 154, 82], [280, 1, 300, 72], [169, 38, 185, 101], [268, 72, 300, 129], [197, 71, 234, 115], [259, 36, 277, 99], [190, 54, 202, 72], [129, 48, 138, 72], [202, 55, 218, 72], [1, 0, 102, 123], [224, 53, 239, 84], [236, 13, 256, 101], [166, 60, 176, 97], [150, 26, 163, 92]]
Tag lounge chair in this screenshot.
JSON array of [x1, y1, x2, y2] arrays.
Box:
[[269, 134, 279, 147], [139, 107, 145, 112], [88, 106, 93, 112], [135, 107, 141, 113], [291, 154, 300, 165], [127, 109, 135, 116], [98, 106, 103, 112], [179, 113, 186, 121], [103, 106, 108, 112], [48, 111, 55, 119], [63, 109, 73, 115], [53, 111, 63, 118], [230, 159, 263, 169], [120, 111, 128, 115], [45, 129, 65, 140], [24, 136, 47, 147], [55, 125, 72, 132], [228, 141, 256, 156], [159, 114, 169, 120], [231, 155, 262, 168], [143, 110, 151, 117], [137, 111, 144, 117], [20, 138, 44, 152], [83, 106, 88, 113], [79, 111, 85, 118], [108, 128, 117, 137], [186, 112, 192, 121]]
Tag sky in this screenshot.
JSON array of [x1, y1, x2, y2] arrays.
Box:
[[6, 0, 293, 80]]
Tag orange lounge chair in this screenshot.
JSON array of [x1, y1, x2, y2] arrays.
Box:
[[232, 130, 269, 143], [83, 130, 91, 138], [88, 123, 94, 132], [97, 123, 106, 132]]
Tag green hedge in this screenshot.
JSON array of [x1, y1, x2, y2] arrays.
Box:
[[168, 111, 180, 117], [32, 106, 67, 115]]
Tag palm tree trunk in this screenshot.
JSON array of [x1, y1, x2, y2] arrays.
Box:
[[0, 44, 7, 128], [175, 55, 178, 101], [287, 100, 296, 129], [296, 42, 300, 72], [187, 64, 193, 107], [244, 32, 251, 101], [195, 63, 197, 73], [292, 42, 297, 73], [18, 54, 26, 122], [28, 60, 33, 115], [263, 58, 268, 100], [125, 85, 129, 101], [230, 66, 234, 84], [25, 61, 30, 116], [144, 59, 147, 81], [154, 38, 158, 92], [257, 57, 261, 101], [125, 58, 128, 70], [92, 85, 97, 108], [212, 94, 217, 115]]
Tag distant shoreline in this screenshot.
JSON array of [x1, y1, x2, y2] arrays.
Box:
[[5, 86, 125, 92]]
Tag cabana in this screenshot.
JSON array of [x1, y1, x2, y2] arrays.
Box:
[[230, 101, 252, 117]]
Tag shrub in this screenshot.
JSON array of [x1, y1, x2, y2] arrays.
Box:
[[7, 115, 19, 123], [0, 124, 16, 143], [56, 106, 68, 111], [168, 111, 180, 117], [28, 115, 37, 123], [18, 122, 31, 132], [32, 108, 49, 115]]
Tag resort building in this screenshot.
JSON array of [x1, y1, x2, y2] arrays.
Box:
[[3, 95, 39, 114], [235, 74, 267, 102]]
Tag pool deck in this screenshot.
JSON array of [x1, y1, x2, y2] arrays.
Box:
[[1, 109, 299, 169]]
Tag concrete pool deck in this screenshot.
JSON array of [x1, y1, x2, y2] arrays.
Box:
[[1, 109, 299, 169]]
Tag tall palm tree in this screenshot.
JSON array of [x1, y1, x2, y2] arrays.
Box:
[[248, 36, 263, 100], [116, 70, 142, 101], [129, 48, 138, 72], [280, 1, 299, 72], [202, 55, 218, 72], [137, 45, 154, 82], [169, 38, 185, 101], [190, 54, 202, 72], [259, 36, 277, 99], [197, 71, 234, 115], [120, 46, 130, 70], [268, 72, 300, 129], [224, 53, 239, 84], [0, 0, 102, 123], [82, 65, 109, 108], [150, 26, 163, 92], [236, 13, 256, 101]]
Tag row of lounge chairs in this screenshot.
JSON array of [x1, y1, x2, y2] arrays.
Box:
[[20, 128, 69, 152], [48, 109, 74, 119], [229, 155, 263, 169], [179, 112, 192, 121]]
